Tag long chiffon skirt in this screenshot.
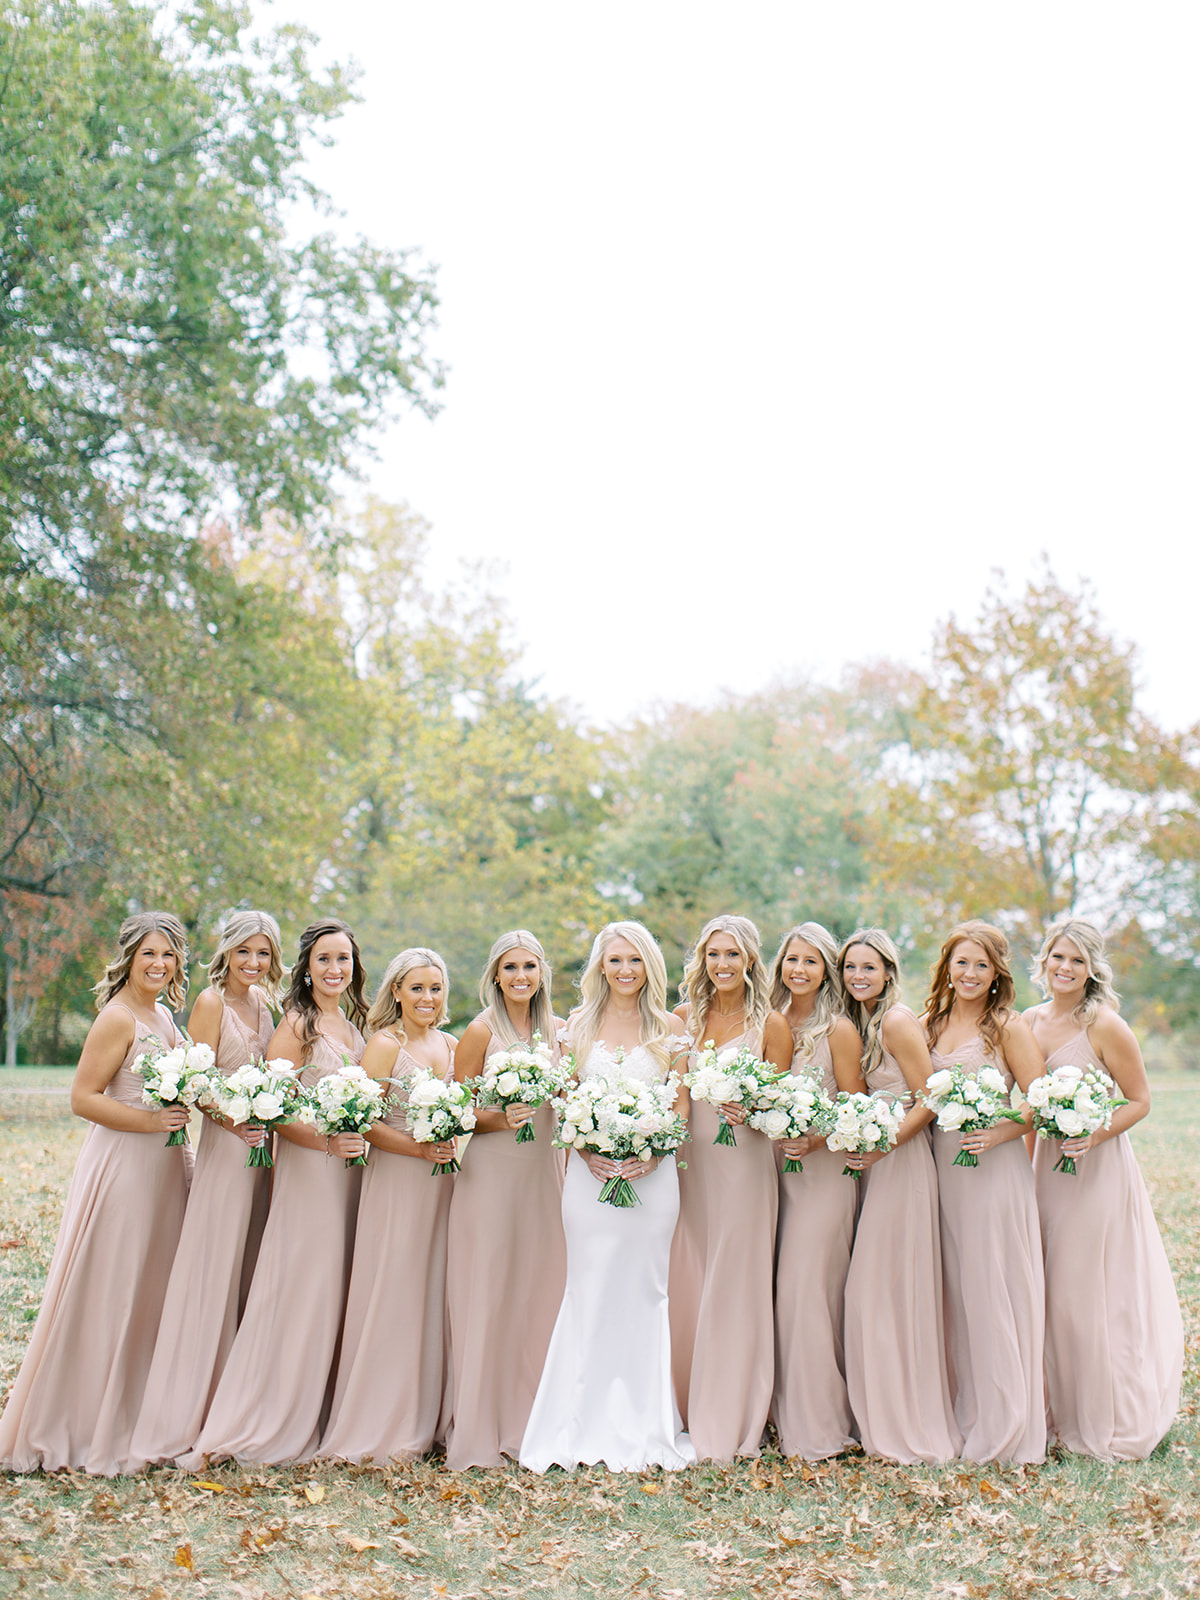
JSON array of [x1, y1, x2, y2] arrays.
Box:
[[443, 1106, 565, 1468], [772, 1143, 859, 1459], [1036, 1132, 1182, 1460], [520, 1154, 694, 1473], [843, 1133, 961, 1464], [180, 1140, 361, 1468], [0, 1126, 188, 1475], [130, 1117, 271, 1465]]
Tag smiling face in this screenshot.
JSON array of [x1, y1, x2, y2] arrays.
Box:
[[496, 947, 542, 1008], [949, 938, 995, 1004], [131, 936, 177, 997], [704, 934, 748, 997], [395, 965, 445, 1032], [307, 932, 354, 1002], [841, 943, 889, 1007], [226, 935, 274, 996], [1045, 936, 1089, 1002], [781, 937, 826, 1000], [601, 935, 647, 1000]]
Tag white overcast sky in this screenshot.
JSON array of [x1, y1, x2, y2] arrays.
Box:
[[271, 0, 1200, 732]]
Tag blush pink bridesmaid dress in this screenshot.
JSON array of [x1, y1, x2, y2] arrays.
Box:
[[670, 1025, 778, 1461], [130, 991, 275, 1466], [842, 1022, 961, 1464], [317, 1042, 454, 1463], [180, 1025, 364, 1468], [930, 1036, 1045, 1463], [442, 1020, 566, 1468], [1035, 1028, 1183, 1460], [0, 1005, 189, 1475], [771, 1035, 859, 1459]]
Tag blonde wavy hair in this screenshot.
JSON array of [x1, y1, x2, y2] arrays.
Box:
[[769, 922, 844, 1068], [569, 921, 675, 1073], [837, 927, 902, 1077], [1032, 918, 1120, 1024], [478, 929, 556, 1048], [205, 910, 285, 1003], [679, 914, 770, 1045], [367, 947, 450, 1042], [93, 912, 189, 1013]]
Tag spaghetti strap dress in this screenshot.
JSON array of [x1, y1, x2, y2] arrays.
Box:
[[771, 1035, 859, 1459], [443, 1020, 566, 1468], [318, 1039, 456, 1463], [1035, 1027, 1183, 1459], [0, 1004, 188, 1475], [131, 990, 275, 1466], [930, 1036, 1045, 1463], [843, 1020, 961, 1463], [180, 1024, 364, 1468], [670, 1023, 777, 1460]]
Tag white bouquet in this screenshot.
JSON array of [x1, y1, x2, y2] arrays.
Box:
[[554, 1073, 689, 1208], [746, 1074, 836, 1173], [920, 1063, 1026, 1168], [207, 1057, 303, 1168], [403, 1068, 477, 1176], [294, 1059, 388, 1167], [1024, 1062, 1126, 1175], [825, 1091, 907, 1178], [131, 1040, 217, 1146], [467, 1034, 573, 1143], [684, 1041, 787, 1147]]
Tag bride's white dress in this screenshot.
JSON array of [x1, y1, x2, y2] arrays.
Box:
[[519, 1042, 695, 1473]]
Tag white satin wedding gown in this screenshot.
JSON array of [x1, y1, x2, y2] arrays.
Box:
[[519, 1042, 695, 1473]]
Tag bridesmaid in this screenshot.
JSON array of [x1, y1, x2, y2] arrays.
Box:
[[443, 931, 567, 1469], [1025, 919, 1183, 1460], [181, 919, 370, 1468], [840, 928, 961, 1464], [922, 921, 1046, 1463], [768, 922, 866, 1460], [0, 912, 191, 1475], [132, 910, 283, 1467], [319, 948, 457, 1463], [670, 913, 792, 1461]]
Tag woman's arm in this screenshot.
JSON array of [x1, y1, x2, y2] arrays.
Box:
[[187, 987, 223, 1053], [70, 1007, 188, 1135], [1059, 1008, 1151, 1156], [762, 1011, 794, 1073]]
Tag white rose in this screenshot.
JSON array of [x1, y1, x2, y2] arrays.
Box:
[[978, 1067, 1007, 1096], [760, 1109, 791, 1140], [1026, 1079, 1051, 1109], [1055, 1109, 1085, 1137], [251, 1092, 283, 1121], [960, 1080, 982, 1104], [226, 1094, 253, 1124], [925, 1069, 955, 1098], [496, 1071, 522, 1098], [408, 1079, 446, 1108], [937, 1101, 971, 1131]]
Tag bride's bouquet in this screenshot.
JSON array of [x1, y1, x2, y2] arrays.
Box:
[[1024, 1062, 1126, 1174], [825, 1091, 906, 1178], [554, 1073, 689, 1208], [207, 1058, 304, 1168], [685, 1042, 787, 1147], [294, 1059, 388, 1167], [467, 1034, 573, 1143], [403, 1068, 477, 1176], [746, 1075, 836, 1172], [920, 1063, 1026, 1168], [131, 1040, 217, 1146]]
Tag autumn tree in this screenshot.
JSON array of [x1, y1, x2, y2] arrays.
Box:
[[874, 566, 1196, 953]]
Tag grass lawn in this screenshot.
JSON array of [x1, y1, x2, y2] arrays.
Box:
[[0, 1078, 1195, 1599]]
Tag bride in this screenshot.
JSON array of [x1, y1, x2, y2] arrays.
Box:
[[520, 921, 695, 1473]]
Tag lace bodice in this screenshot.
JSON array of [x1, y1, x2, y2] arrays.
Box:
[[578, 1041, 680, 1087]]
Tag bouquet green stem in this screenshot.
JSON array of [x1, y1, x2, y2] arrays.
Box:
[[515, 1121, 537, 1145], [598, 1175, 640, 1208], [165, 1116, 190, 1149], [245, 1125, 273, 1168], [952, 1148, 980, 1168], [782, 1155, 804, 1174], [714, 1112, 738, 1147], [1053, 1152, 1079, 1175], [842, 1164, 861, 1179], [430, 1156, 460, 1177]]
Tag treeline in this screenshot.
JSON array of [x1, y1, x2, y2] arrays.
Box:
[[4, 0, 1199, 1061]]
